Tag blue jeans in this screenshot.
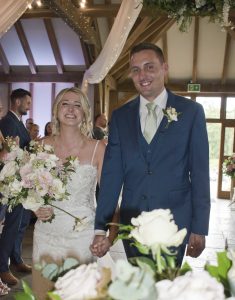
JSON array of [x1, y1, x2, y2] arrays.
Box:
[[0, 205, 31, 272]]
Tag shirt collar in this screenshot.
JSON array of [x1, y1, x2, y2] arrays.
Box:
[[10, 110, 22, 122], [140, 88, 168, 112]]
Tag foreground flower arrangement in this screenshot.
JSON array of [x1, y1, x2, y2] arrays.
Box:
[[223, 153, 235, 178], [0, 138, 82, 229], [143, 0, 235, 32], [13, 208, 235, 299]]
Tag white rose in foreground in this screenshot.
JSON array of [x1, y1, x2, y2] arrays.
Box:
[[130, 209, 187, 254], [108, 260, 157, 300], [155, 270, 225, 300], [54, 263, 101, 300]]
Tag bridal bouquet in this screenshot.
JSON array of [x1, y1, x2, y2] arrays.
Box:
[[0, 138, 80, 226], [223, 154, 235, 178]]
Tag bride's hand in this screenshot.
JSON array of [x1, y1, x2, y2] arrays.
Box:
[[35, 206, 54, 221]]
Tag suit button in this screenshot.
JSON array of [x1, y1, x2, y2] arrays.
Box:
[[141, 195, 147, 200], [147, 170, 153, 175]]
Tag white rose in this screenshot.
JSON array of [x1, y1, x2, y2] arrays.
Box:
[[9, 179, 22, 196], [22, 191, 44, 211], [0, 161, 18, 180], [130, 209, 187, 254], [54, 263, 101, 300], [51, 178, 65, 198], [155, 270, 225, 300]]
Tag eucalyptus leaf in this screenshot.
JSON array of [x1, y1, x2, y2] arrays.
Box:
[[62, 257, 79, 272], [41, 263, 59, 281]]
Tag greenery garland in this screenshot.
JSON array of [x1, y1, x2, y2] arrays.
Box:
[[143, 0, 235, 32]]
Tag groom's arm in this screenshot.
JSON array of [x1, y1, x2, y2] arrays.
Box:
[[188, 103, 210, 245], [95, 111, 124, 231]]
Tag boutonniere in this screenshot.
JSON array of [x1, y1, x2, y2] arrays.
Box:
[[162, 106, 182, 128]]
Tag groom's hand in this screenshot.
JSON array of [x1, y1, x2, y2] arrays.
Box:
[[186, 233, 205, 258]]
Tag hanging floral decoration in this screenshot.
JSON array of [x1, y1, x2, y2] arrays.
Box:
[[143, 0, 235, 32]]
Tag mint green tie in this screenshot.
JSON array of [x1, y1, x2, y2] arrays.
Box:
[[143, 102, 157, 144]]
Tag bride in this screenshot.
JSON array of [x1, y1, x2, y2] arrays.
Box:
[[32, 87, 118, 299]]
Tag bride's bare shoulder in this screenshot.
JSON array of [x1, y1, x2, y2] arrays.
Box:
[[39, 136, 55, 147]]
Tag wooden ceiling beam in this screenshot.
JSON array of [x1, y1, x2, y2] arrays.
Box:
[[0, 44, 10, 74], [0, 72, 84, 83], [14, 20, 37, 74], [22, 8, 57, 19], [121, 17, 153, 55], [221, 32, 231, 85], [192, 17, 199, 83], [44, 18, 64, 74]]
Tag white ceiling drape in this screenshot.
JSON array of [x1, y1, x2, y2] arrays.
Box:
[[0, 0, 33, 39], [82, 0, 143, 93]]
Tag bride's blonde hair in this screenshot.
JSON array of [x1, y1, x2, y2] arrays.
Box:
[[51, 87, 93, 137]]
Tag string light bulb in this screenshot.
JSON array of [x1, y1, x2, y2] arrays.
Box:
[[80, 0, 86, 9], [36, 0, 42, 7]]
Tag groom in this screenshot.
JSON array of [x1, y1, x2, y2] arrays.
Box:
[[91, 43, 210, 263]]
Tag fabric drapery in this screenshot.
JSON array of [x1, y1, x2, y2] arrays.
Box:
[[81, 0, 143, 93], [143, 102, 158, 144], [0, 0, 33, 39]]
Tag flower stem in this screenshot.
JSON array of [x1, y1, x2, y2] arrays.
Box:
[[48, 203, 82, 223], [156, 247, 163, 274]]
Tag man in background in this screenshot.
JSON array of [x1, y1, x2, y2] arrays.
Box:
[[93, 113, 108, 140], [29, 123, 40, 140], [25, 117, 33, 132], [0, 89, 32, 285]]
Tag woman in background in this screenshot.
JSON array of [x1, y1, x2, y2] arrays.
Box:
[[44, 121, 52, 137]]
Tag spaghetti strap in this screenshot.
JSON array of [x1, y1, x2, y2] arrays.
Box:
[[91, 140, 99, 165]]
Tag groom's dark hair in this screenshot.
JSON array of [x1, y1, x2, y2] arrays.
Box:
[[130, 43, 165, 64]]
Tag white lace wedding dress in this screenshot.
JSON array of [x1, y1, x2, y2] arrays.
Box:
[[32, 142, 111, 299]]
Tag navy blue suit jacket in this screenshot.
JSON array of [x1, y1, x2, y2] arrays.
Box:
[[0, 111, 30, 149], [95, 91, 210, 243]]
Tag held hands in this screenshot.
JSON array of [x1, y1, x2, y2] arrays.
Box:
[[35, 206, 54, 222], [186, 233, 205, 258], [90, 235, 112, 257]]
